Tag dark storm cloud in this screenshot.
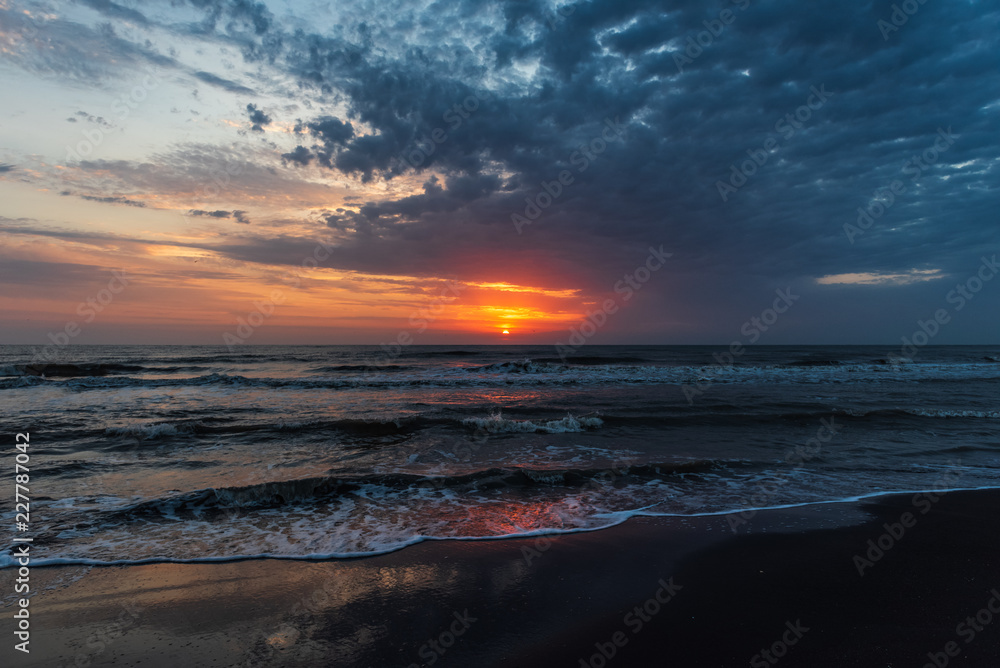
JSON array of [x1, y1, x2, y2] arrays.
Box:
[[45, 0, 997, 297], [236, 0, 997, 293], [296, 116, 357, 169], [305, 117, 354, 144]]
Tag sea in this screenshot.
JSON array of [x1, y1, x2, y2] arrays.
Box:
[[1, 344, 998, 567]]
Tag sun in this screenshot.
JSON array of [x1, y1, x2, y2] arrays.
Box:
[[502, 329, 510, 335]]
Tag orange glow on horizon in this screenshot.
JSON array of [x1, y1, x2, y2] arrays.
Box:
[[0, 225, 594, 341]]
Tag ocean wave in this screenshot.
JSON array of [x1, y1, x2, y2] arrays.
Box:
[[464, 359, 567, 374], [105, 422, 200, 440], [100, 416, 440, 441], [307, 364, 413, 373], [98, 412, 599, 443], [0, 375, 49, 389], [461, 411, 603, 433], [19, 372, 575, 391], [141, 365, 212, 373], [168, 354, 316, 364], [783, 359, 843, 367], [0, 362, 145, 378], [409, 350, 483, 357], [897, 409, 1000, 419], [605, 408, 1000, 428], [81, 408, 1000, 448], [6, 362, 1000, 392], [533, 355, 652, 366], [105, 461, 727, 515]]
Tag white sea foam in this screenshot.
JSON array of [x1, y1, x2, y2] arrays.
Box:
[[7, 485, 1000, 568], [906, 409, 1000, 419], [461, 411, 603, 433]]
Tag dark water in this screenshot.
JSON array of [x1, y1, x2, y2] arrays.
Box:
[[1, 344, 998, 566]]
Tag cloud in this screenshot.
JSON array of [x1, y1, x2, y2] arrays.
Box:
[[27, 143, 342, 214], [816, 270, 946, 286], [0, 258, 128, 287], [3, 0, 999, 341], [246, 103, 272, 132], [73, 111, 112, 127], [194, 71, 255, 94], [187, 209, 234, 218], [187, 209, 252, 224], [281, 145, 314, 166], [0, 5, 177, 82], [76, 0, 150, 26], [188, 0, 274, 37], [60, 191, 146, 208]]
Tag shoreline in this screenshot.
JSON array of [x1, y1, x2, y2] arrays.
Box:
[[4, 488, 1000, 666], [5, 484, 996, 570]]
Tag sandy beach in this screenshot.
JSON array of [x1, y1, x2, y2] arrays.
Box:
[[4, 488, 998, 667]]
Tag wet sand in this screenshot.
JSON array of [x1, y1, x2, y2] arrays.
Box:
[[4, 489, 999, 667]]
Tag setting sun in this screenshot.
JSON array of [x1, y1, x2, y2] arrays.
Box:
[[502, 330, 510, 335]]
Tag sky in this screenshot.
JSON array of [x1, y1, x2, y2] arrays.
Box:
[[0, 0, 998, 346]]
